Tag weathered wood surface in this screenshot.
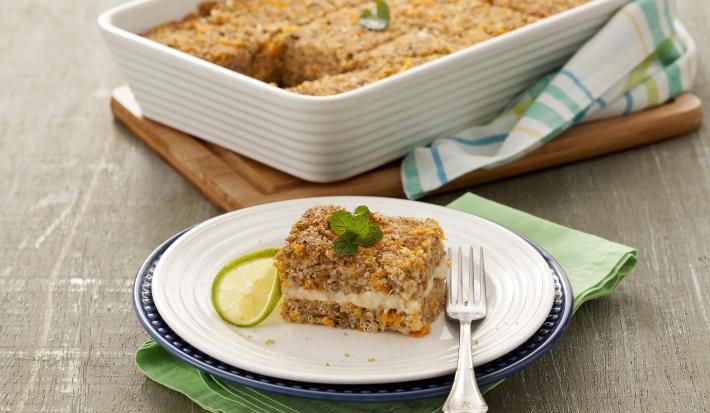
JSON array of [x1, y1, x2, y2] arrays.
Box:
[[1, 0, 709, 411]]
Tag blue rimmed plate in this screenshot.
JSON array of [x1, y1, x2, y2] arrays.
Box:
[[151, 198, 557, 385], [133, 224, 572, 402]]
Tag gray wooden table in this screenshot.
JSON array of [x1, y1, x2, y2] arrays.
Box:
[[2, 0, 709, 411]]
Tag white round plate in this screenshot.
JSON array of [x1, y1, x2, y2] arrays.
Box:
[[152, 197, 555, 385]]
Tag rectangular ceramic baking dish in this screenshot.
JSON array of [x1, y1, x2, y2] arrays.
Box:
[[99, 0, 628, 182]]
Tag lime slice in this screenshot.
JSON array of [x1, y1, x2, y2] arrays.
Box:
[[211, 248, 281, 327]]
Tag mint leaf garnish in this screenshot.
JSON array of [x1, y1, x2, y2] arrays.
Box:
[[359, 0, 390, 31], [351, 214, 371, 237], [376, 0, 389, 20], [330, 210, 353, 235], [329, 206, 384, 256], [354, 205, 370, 217], [333, 231, 361, 256], [361, 223, 383, 246]]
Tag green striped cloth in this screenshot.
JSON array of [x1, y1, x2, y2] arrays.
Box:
[[135, 193, 637, 412], [402, 0, 697, 199]]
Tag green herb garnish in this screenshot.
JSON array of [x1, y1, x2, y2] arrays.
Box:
[[330, 206, 384, 256], [361, 223, 383, 246], [333, 231, 361, 256], [359, 0, 390, 31]]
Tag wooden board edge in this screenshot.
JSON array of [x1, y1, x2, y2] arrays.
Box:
[[432, 93, 704, 195], [111, 92, 703, 210], [111, 98, 248, 211]]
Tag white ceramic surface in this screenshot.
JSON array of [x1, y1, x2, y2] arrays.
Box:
[[151, 197, 555, 384], [98, 0, 628, 182]]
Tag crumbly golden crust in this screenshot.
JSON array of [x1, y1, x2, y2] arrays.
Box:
[[274, 205, 447, 336], [281, 4, 406, 86], [144, 0, 585, 95], [274, 205, 446, 300], [144, 0, 364, 83], [286, 54, 444, 95], [281, 279, 446, 335]]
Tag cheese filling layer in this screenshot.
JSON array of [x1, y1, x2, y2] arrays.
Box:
[[282, 259, 448, 314]]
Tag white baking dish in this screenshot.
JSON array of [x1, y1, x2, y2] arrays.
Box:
[[99, 0, 628, 182]]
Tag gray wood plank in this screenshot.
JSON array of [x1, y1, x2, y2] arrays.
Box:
[[1, 0, 708, 411]]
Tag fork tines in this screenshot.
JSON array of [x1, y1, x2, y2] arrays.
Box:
[[446, 246, 487, 315]]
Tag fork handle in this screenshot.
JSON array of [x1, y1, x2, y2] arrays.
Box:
[[443, 321, 488, 413]]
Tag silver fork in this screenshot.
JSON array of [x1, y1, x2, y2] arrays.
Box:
[[443, 246, 488, 413]]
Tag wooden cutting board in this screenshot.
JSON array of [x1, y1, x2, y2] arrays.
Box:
[[111, 87, 702, 212]]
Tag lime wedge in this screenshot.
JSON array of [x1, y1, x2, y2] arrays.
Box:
[[211, 248, 281, 328]]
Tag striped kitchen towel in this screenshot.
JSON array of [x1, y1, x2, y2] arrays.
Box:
[[401, 0, 697, 200]]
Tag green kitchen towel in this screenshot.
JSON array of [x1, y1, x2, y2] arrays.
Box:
[[135, 193, 637, 412]]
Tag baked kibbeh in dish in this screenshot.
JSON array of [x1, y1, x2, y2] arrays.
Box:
[[144, 0, 589, 95]]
